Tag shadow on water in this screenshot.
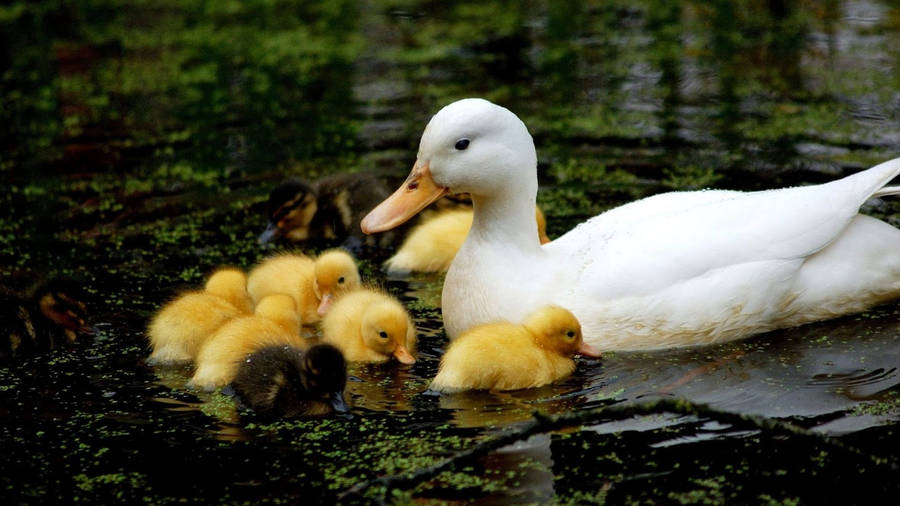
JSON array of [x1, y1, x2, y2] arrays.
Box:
[[2, 0, 900, 503]]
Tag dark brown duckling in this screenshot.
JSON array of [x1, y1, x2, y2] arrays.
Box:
[[259, 172, 396, 252], [232, 343, 349, 418], [1, 279, 94, 360]]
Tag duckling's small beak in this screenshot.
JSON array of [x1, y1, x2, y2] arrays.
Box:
[[330, 391, 350, 414], [577, 342, 602, 358], [258, 222, 281, 245], [392, 345, 416, 365], [361, 160, 448, 234], [317, 293, 335, 316]]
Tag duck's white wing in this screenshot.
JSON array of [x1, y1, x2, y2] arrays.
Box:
[[546, 158, 900, 301]]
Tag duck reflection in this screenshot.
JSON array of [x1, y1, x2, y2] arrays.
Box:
[[584, 306, 900, 432]]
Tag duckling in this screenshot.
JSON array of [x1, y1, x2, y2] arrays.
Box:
[[430, 306, 602, 393], [232, 343, 349, 418], [190, 294, 304, 391], [384, 206, 551, 275], [313, 249, 362, 316], [259, 178, 318, 244], [1, 279, 94, 360], [246, 249, 360, 325], [321, 288, 417, 364], [147, 267, 253, 365], [258, 173, 395, 251]]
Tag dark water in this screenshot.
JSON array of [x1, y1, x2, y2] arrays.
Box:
[[2, 1, 900, 503]]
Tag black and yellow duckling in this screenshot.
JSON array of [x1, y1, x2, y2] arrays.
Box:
[[231, 343, 349, 418], [258, 172, 395, 251], [1, 279, 94, 360]]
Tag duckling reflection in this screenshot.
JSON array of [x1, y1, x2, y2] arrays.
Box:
[[246, 249, 360, 325], [259, 173, 395, 251], [232, 343, 349, 418], [436, 386, 586, 429], [1, 279, 94, 360], [341, 361, 431, 412], [147, 267, 252, 365]]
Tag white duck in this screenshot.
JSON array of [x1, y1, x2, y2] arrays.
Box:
[[361, 98, 900, 351]]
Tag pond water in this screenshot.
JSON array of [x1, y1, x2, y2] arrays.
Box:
[[2, 0, 900, 503]]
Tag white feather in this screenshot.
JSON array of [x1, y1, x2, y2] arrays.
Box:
[[416, 99, 900, 350]]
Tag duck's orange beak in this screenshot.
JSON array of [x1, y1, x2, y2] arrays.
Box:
[[392, 345, 416, 365], [361, 160, 448, 234], [577, 342, 602, 358]]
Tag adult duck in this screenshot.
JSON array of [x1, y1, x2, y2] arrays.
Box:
[[361, 98, 900, 351]]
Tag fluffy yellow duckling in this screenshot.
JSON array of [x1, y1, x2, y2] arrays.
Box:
[[246, 249, 361, 324], [384, 207, 551, 275], [321, 288, 417, 364], [190, 294, 303, 391], [430, 306, 602, 392], [147, 267, 253, 365]]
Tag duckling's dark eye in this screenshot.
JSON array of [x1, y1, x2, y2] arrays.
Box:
[[378, 331, 388, 339], [454, 138, 470, 150], [338, 277, 345, 284], [566, 330, 576, 338]]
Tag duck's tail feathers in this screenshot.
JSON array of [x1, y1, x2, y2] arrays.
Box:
[[872, 185, 900, 198], [840, 157, 900, 202]]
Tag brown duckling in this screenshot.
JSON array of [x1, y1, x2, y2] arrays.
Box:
[[147, 267, 252, 365], [430, 306, 601, 393], [384, 206, 551, 275], [232, 343, 349, 418], [246, 249, 361, 324], [190, 294, 303, 391], [258, 173, 394, 251], [1, 279, 94, 360], [321, 288, 417, 364]]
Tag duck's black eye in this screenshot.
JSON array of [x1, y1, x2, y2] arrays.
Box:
[[338, 277, 345, 284], [566, 330, 576, 338], [378, 331, 388, 339], [455, 138, 470, 150]]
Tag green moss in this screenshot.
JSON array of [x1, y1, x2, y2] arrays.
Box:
[[851, 391, 900, 417]]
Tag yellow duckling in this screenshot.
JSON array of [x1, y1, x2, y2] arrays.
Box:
[[430, 306, 602, 393], [246, 249, 361, 324], [147, 267, 253, 365], [190, 294, 303, 391], [384, 207, 551, 275], [321, 288, 417, 364]]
